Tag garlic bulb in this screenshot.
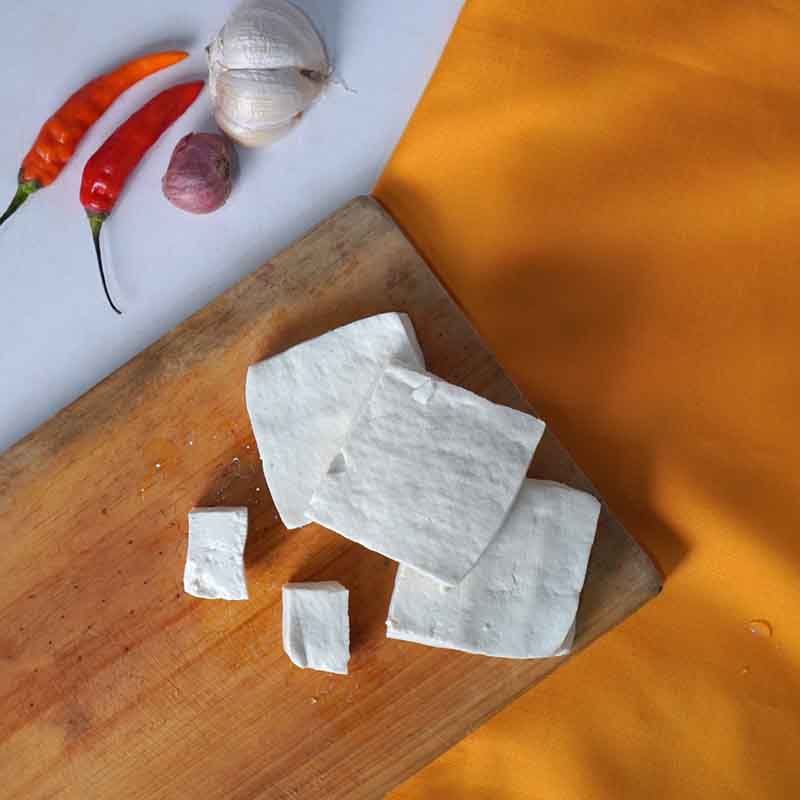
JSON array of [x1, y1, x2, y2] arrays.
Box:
[[208, 0, 329, 147]]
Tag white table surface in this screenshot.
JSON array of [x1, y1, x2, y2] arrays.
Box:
[[0, 0, 463, 452]]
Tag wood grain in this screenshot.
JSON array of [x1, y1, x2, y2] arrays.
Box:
[[0, 196, 661, 800]]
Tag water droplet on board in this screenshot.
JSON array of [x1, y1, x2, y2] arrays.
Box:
[[142, 438, 180, 489], [740, 666, 750, 677], [746, 619, 772, 638]]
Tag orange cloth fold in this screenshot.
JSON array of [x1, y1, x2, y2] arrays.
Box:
[[377, 1, 800, 797]]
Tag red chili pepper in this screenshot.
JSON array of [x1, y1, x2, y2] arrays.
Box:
[[0, 51, 188, 227], [80, 80, 204, 314]]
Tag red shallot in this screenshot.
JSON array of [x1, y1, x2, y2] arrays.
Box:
[[162, 133, 235, 214]]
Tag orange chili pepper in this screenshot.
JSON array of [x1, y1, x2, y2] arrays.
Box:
[[0, 50, 188, 227]]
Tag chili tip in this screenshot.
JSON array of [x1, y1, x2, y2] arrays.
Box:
[[87, 212, 122, 315], [0, 177, 41, 228]]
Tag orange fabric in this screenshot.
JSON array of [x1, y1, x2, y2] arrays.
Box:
[[376, 1, 800, 797]]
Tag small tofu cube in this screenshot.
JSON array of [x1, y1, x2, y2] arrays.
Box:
[[307, 364, 546, 585], [183, 507, 249, 601], [282, 582, 350, 675], [246, 313, 424, 529]]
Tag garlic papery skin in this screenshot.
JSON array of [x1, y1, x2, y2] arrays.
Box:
[[216, 0, 328, 73], [208, 0, 330, 148], [215, 67, 322, 129], [214, 111, 298, 149]]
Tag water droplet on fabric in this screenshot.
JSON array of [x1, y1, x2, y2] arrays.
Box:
[[746, 619, 772, 638]]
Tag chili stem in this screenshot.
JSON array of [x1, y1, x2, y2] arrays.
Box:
[[88, 213, 122, 315], [0, 179, 40, 228]]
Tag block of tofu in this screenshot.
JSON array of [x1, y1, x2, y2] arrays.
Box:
[[183, 507, 249, 601], [306, 363, 546, 586], [246, 313, 424, 529], [386, 480, 600, 658], [282, 582, 350, 675]]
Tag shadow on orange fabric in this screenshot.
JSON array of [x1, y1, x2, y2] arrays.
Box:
[[377, 1, 800, 797]]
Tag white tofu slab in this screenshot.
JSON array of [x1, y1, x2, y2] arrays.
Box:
[[282, 582, 350, 675], [246, 313, 424, 529], [306, 363, 546, 585], [184, 507, 249, 601], [386, 480, 600, 658]]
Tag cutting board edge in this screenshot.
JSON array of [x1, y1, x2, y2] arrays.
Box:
[[0, 196, 380, 487], [355, 575, 663, 800]]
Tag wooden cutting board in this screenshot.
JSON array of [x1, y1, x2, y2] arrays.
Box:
[[0, 196, 661, 800]]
